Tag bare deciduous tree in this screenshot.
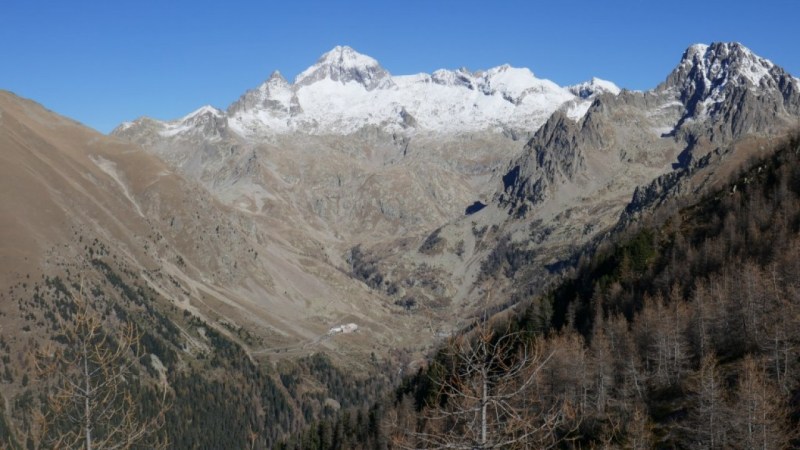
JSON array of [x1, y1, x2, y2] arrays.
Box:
[[403, 319, 577, 449], [33, 294, 168, 450], [687, 353, 728, 449], [728, 356, 795, 450]]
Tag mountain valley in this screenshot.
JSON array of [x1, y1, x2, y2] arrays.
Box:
[[1, 41, 799, 447]]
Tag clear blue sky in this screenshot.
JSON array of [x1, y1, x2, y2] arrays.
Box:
[[2, 0, 798, 133]]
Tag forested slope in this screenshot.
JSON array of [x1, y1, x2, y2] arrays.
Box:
[[282, 132, 800, 449]]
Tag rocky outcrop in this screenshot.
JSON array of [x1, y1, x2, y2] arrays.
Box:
[[568, 77, 621, 99], [182, 107, 230, 138], [227, 71, 294, 116], [619, 146, 731, 225], [498, 111, 587, 209]]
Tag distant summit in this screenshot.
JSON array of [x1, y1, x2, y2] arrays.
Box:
[[657, 42, 800, 141], [294, 45, 395, 90], [568, 77, 621, 99], [116, 45, 592, 137]]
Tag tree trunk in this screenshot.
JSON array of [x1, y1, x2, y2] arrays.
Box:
[[481, 368, 487, 449], [83, 341, 92, 450]]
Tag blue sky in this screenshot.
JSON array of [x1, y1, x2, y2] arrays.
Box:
[[2, 0, 798, 133]]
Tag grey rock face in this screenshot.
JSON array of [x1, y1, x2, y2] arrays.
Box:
[[531, 112, 586, 177], [228, 71, 292, 116], [398, 107, 417, 129], [185, 109, 229, 138], [431, 68, 479, 90], [619, 147, 728, 225], [498, 98, 618, 213]]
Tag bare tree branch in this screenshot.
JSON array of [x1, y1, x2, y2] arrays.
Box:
[[30, 284, 170, 450]]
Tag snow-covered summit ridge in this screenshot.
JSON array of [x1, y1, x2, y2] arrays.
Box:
[[117, 45, 627, 138], [662, 41, 795, 100], [116, 43, 795, 140], [294, 45, 394, 91], [678, 42, 776, 87], [156, 105, 227, 138], [656, 41, 798, 122], [562, 78, 622, 120], [218, 45, 594, 136], [181, 105, 224, 121], [568, 77, 621, 99]]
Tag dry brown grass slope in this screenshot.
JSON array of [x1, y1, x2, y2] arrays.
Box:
[[0, 91, 435, 375]]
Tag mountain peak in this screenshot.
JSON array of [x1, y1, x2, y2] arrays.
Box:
[[268, 70, 287, 82], [182, 105, 223, 121], [665, 41, 778, 92], [652, 41, 800, 142], [294, 45, 394, 90], [318, 45, 377, 67], [264, 70, 290, 91], [226, 70, 293, 116], [684, 43, 710, 59], [568, 77, 621, 99], [689, 42, 773, 72]]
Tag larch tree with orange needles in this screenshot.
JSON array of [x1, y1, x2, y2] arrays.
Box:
[[33, 294, 169, 450]]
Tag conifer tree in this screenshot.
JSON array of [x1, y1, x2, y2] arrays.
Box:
[[33, 292, 168, 450]]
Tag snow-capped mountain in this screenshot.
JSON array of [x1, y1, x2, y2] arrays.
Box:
[[117, 45, 616, 139], [657, 42, 800, 140], [500, 41, 800, 218], [664, 42, 796, 100]]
